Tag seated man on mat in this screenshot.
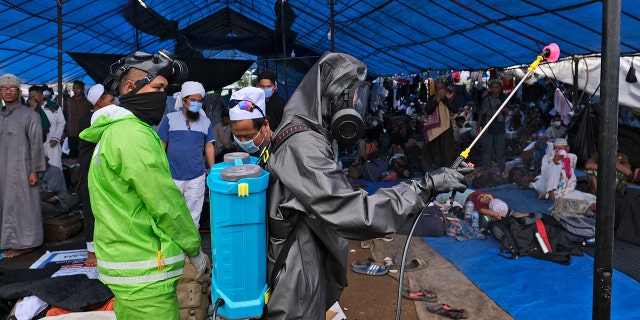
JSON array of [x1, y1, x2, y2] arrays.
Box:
[[531, 138, 577, 201], [584, 148, 632, 196]]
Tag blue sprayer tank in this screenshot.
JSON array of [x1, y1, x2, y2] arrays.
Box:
[[207, 152, 269, 319]]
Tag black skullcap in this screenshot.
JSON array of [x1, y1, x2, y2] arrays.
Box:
[[257, 71, 277, 83]]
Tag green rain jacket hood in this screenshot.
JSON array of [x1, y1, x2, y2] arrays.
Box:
[[80, 105, 201, 299]]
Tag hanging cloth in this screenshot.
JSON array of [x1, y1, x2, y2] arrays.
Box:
[[423, 101, 451, 143], [553, 88, 573, 126], [626, 56, 637, 83]]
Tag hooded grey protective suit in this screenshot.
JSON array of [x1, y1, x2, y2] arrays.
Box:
[[263, 53, 432, 319]]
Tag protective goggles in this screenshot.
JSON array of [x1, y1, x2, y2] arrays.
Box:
[[229, 99, 265, 117]]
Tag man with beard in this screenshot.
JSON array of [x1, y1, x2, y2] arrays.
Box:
[[158, 81, 215, 228], [229, 53, 471, 319], [0, 73, 46, 259], [79, 51, 207, 319]]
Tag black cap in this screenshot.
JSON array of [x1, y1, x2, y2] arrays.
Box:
[[257, 71, 277, 83]]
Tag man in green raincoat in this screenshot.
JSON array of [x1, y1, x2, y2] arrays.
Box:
[[79, 50, 207, 319]]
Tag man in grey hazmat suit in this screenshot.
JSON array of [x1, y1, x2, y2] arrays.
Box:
[[229, 52, 470, 319]]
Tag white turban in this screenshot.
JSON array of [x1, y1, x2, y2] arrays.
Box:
[[229, 87, 266, 121], [87, 84, 105, 105], [489, 199, 509, 217], [173, 81, 205, 111]]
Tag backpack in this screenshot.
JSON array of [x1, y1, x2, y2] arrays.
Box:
[[489, 215, 583, 265], [558, 216, 595, 238], [508, 167, 537, 188], [360, 155, 389, 181], [178, 254, 212, 320], [471, 172, 504, 189]]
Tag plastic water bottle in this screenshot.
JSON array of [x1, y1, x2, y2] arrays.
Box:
[[582, 237, 595, 246], [464, 201, 474, 224], [471, 211, 480, 231]]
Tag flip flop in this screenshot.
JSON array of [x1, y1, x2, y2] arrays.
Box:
[[404, 258, 429, 271], [427, 303, 469, 319], [351, 257, 375, 268], [352, 263, 388, 276], [402, 289, 438, 302]]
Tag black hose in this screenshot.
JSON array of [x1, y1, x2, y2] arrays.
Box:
[[212, 297, 225, 320]]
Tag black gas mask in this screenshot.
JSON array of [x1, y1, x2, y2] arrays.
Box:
[[103, 49, 188, 96], [330, 80, 371, 145]]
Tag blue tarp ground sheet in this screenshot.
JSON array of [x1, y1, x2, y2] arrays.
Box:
[[358, 179, 640, 319], [424, 236, 640, 320]]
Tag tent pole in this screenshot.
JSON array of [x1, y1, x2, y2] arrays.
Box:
[[330, 0, 335, 52], [57, 0, 63, 106], [280, 0, 288, 98], [573, 57, 579, 107], [593, 0, 620, 319]]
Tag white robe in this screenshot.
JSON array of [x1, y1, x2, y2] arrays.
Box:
[[43, 104, 66, 169], [533, 152, 577, 198]]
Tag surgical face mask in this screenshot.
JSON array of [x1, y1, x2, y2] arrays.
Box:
[[263, 87, 273, 98], [233, 129, 264, 154], [188, 101, 202, 112], [553, 121, 561, 127]]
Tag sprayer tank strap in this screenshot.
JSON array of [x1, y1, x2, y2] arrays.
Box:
[[271, 125, 311, 150]]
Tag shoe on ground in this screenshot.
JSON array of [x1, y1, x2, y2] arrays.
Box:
[[383, 257, 399, 274]]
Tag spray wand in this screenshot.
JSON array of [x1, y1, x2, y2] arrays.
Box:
[[395, 43, 560, 320]]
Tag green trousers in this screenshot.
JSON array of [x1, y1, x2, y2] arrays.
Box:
[[114, 292, 179, 320]]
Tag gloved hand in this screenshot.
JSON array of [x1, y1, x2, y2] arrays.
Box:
[[189, 251, 208, 280], [403, 167, 469, 203]]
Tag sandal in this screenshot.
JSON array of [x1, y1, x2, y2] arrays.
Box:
[[352, 263, 388, 276], [427, 303, 469, 319], [404, 258, 429, 271], [402, 289, 438, 302]]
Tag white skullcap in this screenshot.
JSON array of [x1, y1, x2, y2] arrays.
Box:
[[229, 87, 266, 121], [0, 74, 20, 86], [489, 199, 509, 217], [553, 138, 568, 146], [173, 81, 205, 111], [87, 84, 105, 105]]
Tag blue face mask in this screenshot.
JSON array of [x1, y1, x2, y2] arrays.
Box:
[[263, 87, 273, 98], [233, 130, 264, 154], [188, 101, 202, 112]]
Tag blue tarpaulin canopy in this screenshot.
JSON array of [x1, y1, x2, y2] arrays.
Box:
[[1, 1, 639, 89]]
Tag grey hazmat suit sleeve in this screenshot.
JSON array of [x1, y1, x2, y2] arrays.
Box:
[[267, 131, 423, 241]]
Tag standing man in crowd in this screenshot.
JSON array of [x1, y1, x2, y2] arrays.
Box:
[[257, 71, 286, 130], [213, 109, 236, 163], [29, 85, 66, 169], [158, 81, 215, 229], [27, 86, 50, 143], [203, 89, 226, 127], [63, 80, 93, 165], [0, 73, 46, 259], [79, 83, 116, 267], [478, 78, 509, 173], [229, 53, 470, 319], [79, 50, 207, 319]]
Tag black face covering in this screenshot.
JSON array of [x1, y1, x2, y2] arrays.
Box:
[[119, 91, 167, 126], [186, 109, 200, 121]]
